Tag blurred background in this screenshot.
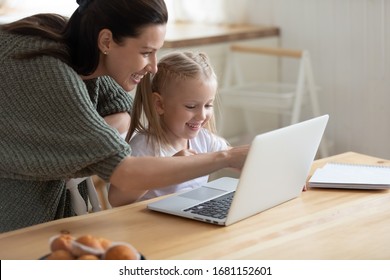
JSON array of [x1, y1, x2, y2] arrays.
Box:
[[1, 0, 389, 159]]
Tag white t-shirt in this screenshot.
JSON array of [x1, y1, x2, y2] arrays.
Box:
[[129, 129, 229, 201]]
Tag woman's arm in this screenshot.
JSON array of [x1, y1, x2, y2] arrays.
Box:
[[108, 145, 248, 207], [108, 148, 200, 205]]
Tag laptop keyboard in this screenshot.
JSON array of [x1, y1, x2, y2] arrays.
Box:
[[183, 191, 235, 219]]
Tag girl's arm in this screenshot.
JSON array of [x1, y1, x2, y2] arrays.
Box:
[[103, 112, 131, 135]]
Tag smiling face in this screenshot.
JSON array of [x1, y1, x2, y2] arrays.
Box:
[[154, 76, 217, 150], [97, 24, 166, 92]]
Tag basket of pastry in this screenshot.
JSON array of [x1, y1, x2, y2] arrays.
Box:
[[42, 233, 145, 260]]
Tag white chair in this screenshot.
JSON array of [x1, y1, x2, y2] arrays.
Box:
[[93, 176, 112, 210], [66, 177, 103, 215], [219, 44, 329, 157]]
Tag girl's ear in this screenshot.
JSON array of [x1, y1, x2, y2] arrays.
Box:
[[97, 29, 113, 54], [152, 92, 165, 115]]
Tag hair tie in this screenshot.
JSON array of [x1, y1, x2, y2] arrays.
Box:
[[76, 0, 93, 13]]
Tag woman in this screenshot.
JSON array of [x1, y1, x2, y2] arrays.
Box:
[[0, 0, 248, 233]]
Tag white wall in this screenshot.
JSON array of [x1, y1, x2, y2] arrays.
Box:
[[247, 0, 390, 159], [3, 0, 389, 159]]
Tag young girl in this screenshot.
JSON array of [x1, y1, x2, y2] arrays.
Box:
[[123, 51, 230, 204]]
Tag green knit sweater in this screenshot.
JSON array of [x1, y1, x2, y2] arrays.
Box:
[[0, 30, 133, 233]]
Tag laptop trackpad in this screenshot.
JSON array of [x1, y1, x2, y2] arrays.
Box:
[[179, 187, 226, 201]]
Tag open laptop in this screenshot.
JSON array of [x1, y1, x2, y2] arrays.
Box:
[[147, 115, 329, 226]]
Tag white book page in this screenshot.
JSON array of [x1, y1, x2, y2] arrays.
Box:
[[309, 163, 390, 187]]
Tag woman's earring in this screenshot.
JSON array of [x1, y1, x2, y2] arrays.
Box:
[[103, 51, 108, 55]]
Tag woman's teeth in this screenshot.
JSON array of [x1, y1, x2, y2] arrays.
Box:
[[131, 73, 143, 82]]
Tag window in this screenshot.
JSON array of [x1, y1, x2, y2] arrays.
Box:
[[167, 0, 249, 24]]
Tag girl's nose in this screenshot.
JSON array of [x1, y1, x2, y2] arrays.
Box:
[[196, 108, 207, 120]]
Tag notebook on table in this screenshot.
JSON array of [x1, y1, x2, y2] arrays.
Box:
[[147, 115, 329, 226], [309, 162, 390, 190]]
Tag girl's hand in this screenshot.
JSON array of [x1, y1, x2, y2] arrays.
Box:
[[173, 149, 198, 157], [225, 145, 249, 170]]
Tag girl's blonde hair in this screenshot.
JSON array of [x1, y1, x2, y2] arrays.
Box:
[[126, 51, 219, 150]]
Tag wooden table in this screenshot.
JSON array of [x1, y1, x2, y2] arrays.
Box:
[[163, 22, 280, 48], [1, 152, 390, 260]]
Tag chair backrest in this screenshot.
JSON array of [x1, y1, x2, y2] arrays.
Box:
[[66, 177, 102, 215], [223, 45, 302, 86], [222, 44, 324, 121], [219, 44, 329, 157]]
